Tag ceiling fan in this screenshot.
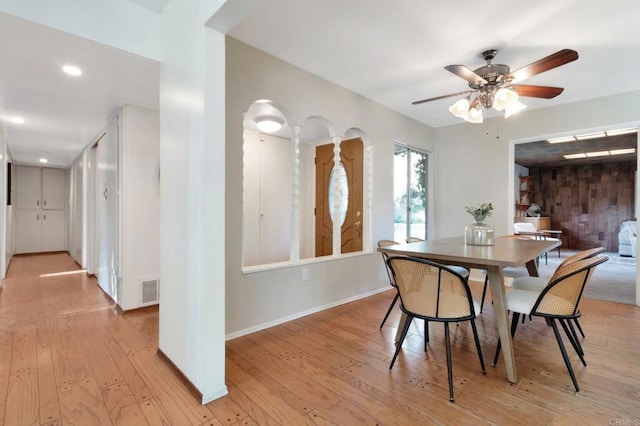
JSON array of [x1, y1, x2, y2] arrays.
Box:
[[412, 48, 579, 123]]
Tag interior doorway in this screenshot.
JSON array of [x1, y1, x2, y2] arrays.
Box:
[[508, 125, 640, 306]]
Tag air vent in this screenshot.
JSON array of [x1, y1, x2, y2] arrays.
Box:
[[140, 279, 159, 304]]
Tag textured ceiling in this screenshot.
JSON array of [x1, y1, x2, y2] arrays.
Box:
[[515, 133, 638, 167]]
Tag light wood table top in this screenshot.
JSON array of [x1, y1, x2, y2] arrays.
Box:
[[378, 235, 561, 383], [378, 235, 560, 270]]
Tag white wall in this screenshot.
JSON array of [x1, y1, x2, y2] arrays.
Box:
[[159, 0, 228, 403], [120, 105, 160, 310], [226, 37, 436, 336], [68, 156, 83, 264], [0, 126, 9, 278]]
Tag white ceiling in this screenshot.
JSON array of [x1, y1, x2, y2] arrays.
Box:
[[228, 0, 640, 128], [0, 11, 159, 167], [2, 0, 640, 168]]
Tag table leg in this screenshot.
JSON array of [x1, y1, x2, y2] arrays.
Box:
[[525, 259, 540, 277], [485, 266, 517, 383]]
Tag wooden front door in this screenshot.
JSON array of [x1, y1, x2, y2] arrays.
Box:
[[315, 138, 363, 256]]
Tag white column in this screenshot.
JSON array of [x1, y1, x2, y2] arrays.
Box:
[[364, 144, 374, 251], [331, 136, 342, 256], [290, 125, 301, 262], [159, 0, 229, 404]]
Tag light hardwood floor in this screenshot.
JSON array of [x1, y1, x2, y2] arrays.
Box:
[[1, 252, 639, 425]]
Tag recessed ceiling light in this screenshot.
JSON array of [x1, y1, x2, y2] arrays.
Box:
[[62, 65, 82, 76], [575, 132, 606, 140], [605, 127, 637, 136], [563, 153, 586, 159], [547, 136, 576, 144], [610, 148, 636, 155], [10, 116, 25, 124], [39, 158, 48, 163], [585, 151, 610, 158]]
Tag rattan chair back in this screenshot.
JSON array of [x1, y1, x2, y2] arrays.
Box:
[[387, 256, 475, 321], [549, 247, 605, 281], [533, 255, 608, 317]]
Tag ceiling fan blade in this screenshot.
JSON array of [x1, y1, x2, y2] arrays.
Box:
[[412, 90, 473, 105], [507, 49, 578, 83], [444, 65, 487, 85], [511, 84, 564, 99]]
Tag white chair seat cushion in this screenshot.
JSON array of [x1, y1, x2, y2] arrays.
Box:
[[506, 289, 540, 315], [447, 265, 469, 278], [511, 276, 547, 291]]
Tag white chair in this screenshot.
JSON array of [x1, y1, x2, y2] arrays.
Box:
[[514, 222, 561, 263], [492, 255, 608, 392], [510, 247, 605, 337]]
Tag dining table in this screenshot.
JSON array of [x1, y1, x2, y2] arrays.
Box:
[[378, 235, 561, 384]]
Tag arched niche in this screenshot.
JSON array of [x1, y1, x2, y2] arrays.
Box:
[[242, 100, 292, 267], [241, 105, 372, 270]]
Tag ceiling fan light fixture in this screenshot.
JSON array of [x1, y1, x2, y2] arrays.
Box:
[[504, 100, 527, 118], [492, 88, 518, 111], [466, 107, 484, 123], [255, 115, 284, 133], [449, 98, 470, 119]]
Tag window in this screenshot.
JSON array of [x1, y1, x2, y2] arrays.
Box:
[[394, 145, 428, 242]]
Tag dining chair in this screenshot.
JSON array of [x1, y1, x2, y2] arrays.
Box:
[[377, 239, 401, 329], [514, 222, 561, 263], [386, 256, 486, 402], [510, 247, 605, 337], [492, 255, 608, 392]]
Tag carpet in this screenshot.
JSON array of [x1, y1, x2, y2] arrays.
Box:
[[537, 249, 637, 305]]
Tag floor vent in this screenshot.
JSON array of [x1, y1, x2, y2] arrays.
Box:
[[140, 279, 159, 304]]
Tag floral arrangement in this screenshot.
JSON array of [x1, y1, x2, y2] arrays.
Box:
[[465, 202, 493, 223]]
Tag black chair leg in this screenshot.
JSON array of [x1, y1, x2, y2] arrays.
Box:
[[444, 323, 454, 402], [470, 319, 486, 373], [424, 320, 429, 351], [480, 276, 489, 313], [389, 314, 412, 369], [380, 291, 400, 329], [550, 319, 580, 392], [573, 318, 585, 338], [560, 319, 585, 364]]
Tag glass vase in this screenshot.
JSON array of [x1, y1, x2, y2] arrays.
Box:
[[465, 221, 495, 246]]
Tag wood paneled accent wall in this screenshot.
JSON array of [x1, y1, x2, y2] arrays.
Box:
[[529, 161, 636, 251]]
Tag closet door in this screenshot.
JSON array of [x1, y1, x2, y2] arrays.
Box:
[[42, 168, 65, 210], [15, 166, 42, 209], [42, 210, 65, 251], [15, 210, 43, 253]]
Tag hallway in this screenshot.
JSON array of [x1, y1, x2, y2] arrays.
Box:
[[0, 253, 212, 424]]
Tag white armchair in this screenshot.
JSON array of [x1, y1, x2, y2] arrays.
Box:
[[618, 220, 637, 257]]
